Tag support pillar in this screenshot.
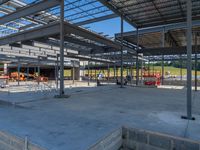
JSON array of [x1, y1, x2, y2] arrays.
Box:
[[130, 57, 133, 85], [37, 62, 40, 85], [114, 64, 116, 81], [56, 55, 59, 90], [59, 0, 65, 96], [161, 28, 165, 85], [182, 0, 194, 120], [195, 33, 198, 91], [180, 55, 183, 81], [88, 61, 90, 86], [17, 60, 20, 86], [136, 28, 139, 86], [83, 61, 85, 78], [116, 67, 118, 79], [55, 61, 58, 90], [141, 54, 143, 84], [107, 63, 110, 83], [153, 57, 155, 75], [3, 63, 8, 75], [148, 58, 150, 75], [72, 61, 75, 84], [95, 62, 97, 81], [120, 16, 124, 88]]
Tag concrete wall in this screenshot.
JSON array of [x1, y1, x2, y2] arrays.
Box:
[[88, 126, 200, 150], [123, 126, 200, 150], [88, 129, 122, 150], [0, 131, 46, 150]]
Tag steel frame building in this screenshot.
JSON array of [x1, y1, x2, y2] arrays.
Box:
[[0, 0, 199, 119]]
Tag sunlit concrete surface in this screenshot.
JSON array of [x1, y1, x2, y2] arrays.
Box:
[[0, 85, 200, 150]]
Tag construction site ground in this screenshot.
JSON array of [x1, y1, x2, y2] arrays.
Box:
[[0, 82, 200, 150]]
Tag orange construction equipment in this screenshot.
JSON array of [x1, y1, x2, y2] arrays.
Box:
[[10, 72, 26, 81], [10, 72, 48, 82]]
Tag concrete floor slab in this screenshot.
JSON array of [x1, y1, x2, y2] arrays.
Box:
[[0, 85, 200, 150]]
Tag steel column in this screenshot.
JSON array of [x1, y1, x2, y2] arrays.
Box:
[[95, 62, 97, 81], [72, 61, 75, 84], [88, 61, 90, 86], [37, 62, 40, 85], [59, 0, 65, 96], [56, 54, 59, 90], [195, 33, 198, 91], [120, 16, 124, 88], [153, 57, 155, 74], [161, 28, 165, 85], [141, 54, 143, 84], [136, 28, 139, 85], [114, 64, 116, 81], [107, 63, 110, 83], [17, 60, 20, 86], [182, 0, 193, 120], [180, 55, 183, 81], [130, 57, 133, 85], [54, 63, 56, 86], [186, 0, 192, 119], [116, 67, 118, 78]]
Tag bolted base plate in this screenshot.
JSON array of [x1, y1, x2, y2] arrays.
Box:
[[181, 116, 195, 120], [54, 94, 70, 99]]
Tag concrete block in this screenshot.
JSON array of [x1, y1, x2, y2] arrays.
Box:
[[173, 139, 199, 150], [128, 130, 147, 144], [0, 130, 46, 150], [125, 140, 137, 150], [137, 143, 165, 150], [149, 134, 171, 149], [88, 129, 122, 150]]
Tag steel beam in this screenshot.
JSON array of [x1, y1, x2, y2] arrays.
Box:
[[115, 20, 200, 38], [139, 45, 200, 56], [0, 0, 9, 5], [0, 0, 60, 25], [97, 0, 137, 28], [75, 14, 118, 26], [63, 22, 121, 50], [0, 22, 60, 46]]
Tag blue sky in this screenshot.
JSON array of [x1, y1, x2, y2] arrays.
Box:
[[83, 17, 135, 38], [11, 0, 135, 38]]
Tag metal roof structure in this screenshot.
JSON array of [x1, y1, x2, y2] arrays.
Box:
[[98, 0, 200, 28], [0, 0, 130, 65], [115, 21, 200, 56], [0, 0, 117, 37]]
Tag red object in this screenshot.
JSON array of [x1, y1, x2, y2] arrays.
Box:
[[143, 72, 161, 86], [0, 75, 9, 79]]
